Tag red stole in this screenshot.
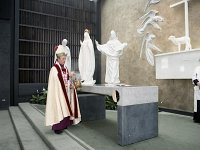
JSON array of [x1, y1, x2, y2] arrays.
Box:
[[54, 64, 78, 118]]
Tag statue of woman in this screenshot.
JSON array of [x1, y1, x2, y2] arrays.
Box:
[[95, 30, 127, 85], [78, 29, 96, 85]]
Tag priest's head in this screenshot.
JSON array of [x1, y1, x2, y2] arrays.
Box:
[[57, 54, 67, 65], [55, 46, 67, 65]]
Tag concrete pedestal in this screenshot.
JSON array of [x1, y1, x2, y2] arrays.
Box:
[[78, 94, 105, 122], [79, 85, 158, 146], [118, 103, 158, 145]]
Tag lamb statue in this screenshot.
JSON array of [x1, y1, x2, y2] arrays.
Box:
[[168, 36, 192, 52]]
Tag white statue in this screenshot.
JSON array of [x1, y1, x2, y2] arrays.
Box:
[[54, 39, 71, 71], [140, 32, 161, 66], [144, 0, 161, 12], [78, 29, 96, 85], [168, 36, 192, 52], [169, 1, 193, 50], [137, 10, 164, 34], [95, 30, 127, 85]]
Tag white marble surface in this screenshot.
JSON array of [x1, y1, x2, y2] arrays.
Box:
[[79, 85, 158, 106], [155, 49, 200, 79]]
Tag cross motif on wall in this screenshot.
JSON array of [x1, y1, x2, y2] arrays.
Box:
[[170, 0, 190, 38]]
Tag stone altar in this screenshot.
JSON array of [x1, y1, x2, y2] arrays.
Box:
[[79, 85, 158, 146]]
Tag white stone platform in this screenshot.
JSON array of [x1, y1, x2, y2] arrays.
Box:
[[79, 85, 158, 106], [155, 49, 200, 79]]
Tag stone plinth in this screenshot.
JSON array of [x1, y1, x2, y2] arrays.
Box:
[[155, 49, 200, 79], [78, 94, 105, 122]]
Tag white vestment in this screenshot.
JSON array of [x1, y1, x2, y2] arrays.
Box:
[[78, 32, 95, 85], [192, 66, 200, 112], [45, 62, 81, 126]]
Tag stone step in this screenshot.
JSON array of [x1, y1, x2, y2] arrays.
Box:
[[31, 104, 95, 150], [9, 106, 49, 150], [0, 110, 21, 150], [18, 103, 88, 150]]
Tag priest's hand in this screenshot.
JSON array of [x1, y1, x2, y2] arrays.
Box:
[[69, 71, 75, 77], [70, 83, 75, 89]]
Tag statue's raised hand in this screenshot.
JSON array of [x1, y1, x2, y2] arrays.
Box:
[[123, 43, 127, 47], [95, 40, 99, 46], [80, 40, 83, 45]]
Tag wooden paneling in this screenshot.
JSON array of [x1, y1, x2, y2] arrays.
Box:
[[18, 0, 96, 83]]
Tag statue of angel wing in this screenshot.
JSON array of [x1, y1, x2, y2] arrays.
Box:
[[137, 10, 163, 34], [140, 33, 150, 59], [139, 10, 159, 24], [144, 0, 161, 12], [140, 32, 161, 66], [151, 16, 164, 30]]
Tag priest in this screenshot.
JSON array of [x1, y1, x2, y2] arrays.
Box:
[[45, 46, 81, 134], [192, 66, 200, 123]]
